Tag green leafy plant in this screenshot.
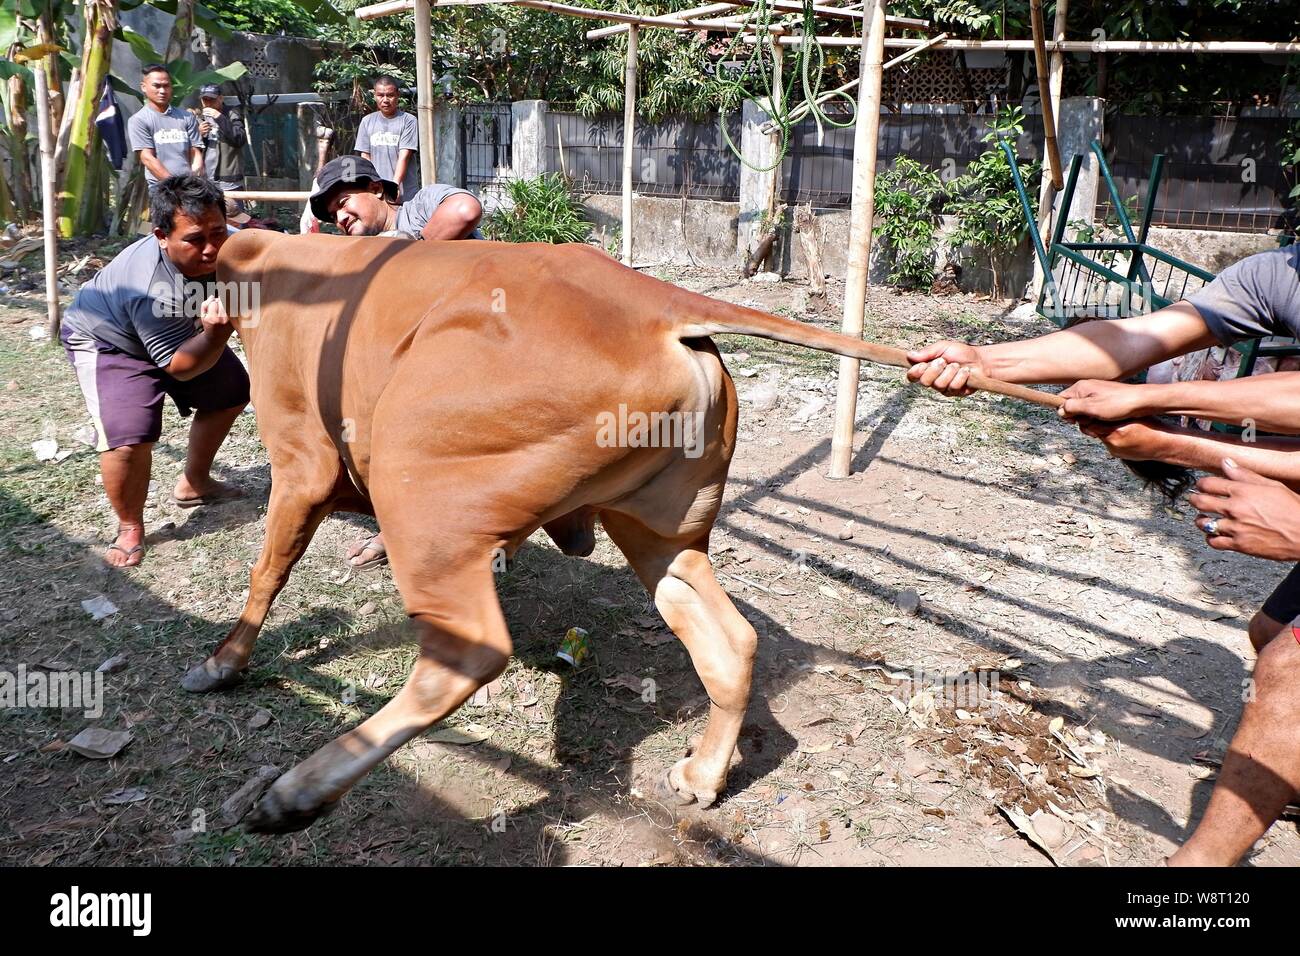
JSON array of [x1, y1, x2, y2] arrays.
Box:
[[1280, 118, 1300, 240], [945, 106, 1040, 292], [482, 172, 592, 244], [873, 156, 945, 289]]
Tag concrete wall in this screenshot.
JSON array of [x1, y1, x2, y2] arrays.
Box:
[[1146, 226, 1276, 275], [582, 194, 740, 268], [583, 193, 1033, 295], [582, 193, 1273, 295]]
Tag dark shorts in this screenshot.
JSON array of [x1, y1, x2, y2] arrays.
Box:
[[62, 327, 249, 451], [1262, 563, 1300, 625]]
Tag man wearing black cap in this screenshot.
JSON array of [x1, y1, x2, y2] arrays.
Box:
[[308, 156, 483, 569], [308, 155, 482, 241], [197, 84, 247, 219]]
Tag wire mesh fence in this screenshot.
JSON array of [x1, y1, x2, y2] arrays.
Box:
[[235, 95, 1295, 236], [1097, 109, 1293, 234], [545, 107, 742, 200], [780, 101, 1045, 207]]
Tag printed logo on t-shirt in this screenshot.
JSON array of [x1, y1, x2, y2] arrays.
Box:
[[154, 129, 189, 145], [369, 131, 403, 148]]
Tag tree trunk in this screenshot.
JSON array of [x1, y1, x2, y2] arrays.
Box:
[[795, 204, 826, 309], [7, 73, 34, 220], [58, 0, 116, 237]]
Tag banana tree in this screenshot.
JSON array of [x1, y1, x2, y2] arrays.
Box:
[[56, 0, 114, 235]]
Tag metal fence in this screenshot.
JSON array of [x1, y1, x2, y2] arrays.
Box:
[[243, 107, 302, 180], [461, 103, 514, 188], [780, 102, 1045, 207], [1097, 111, 1293, 233], [545, 108, 741, 200], [237, 96, 1295, 235]]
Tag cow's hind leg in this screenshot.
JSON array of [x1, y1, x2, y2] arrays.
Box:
[[600, 510, 757, 808], [182, 462, 355, 692], [246, 539, 510, 833]]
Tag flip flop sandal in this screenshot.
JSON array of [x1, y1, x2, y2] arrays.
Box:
[[173, 486, 244, 509], [105, 543, 144, 566], [347, 538, 389, 572]]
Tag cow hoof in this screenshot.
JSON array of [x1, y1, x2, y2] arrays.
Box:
[[181, 658, 247, 693], [660, 759, 719, 809], [244, 786, 338, 834]]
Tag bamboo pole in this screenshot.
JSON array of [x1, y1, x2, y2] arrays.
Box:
[[34, 51, 60, 336], [1031, 0, 1068, 296], [223, 191, 313, 201], [828, 0, 886, 479], [414, 0, 437, 184], [588, 2, 739, 39], [1030, 0, 1063, 190], [621, 25, 638, 266], [767, 39, 783, 220], [753, 36, 1300, 53]]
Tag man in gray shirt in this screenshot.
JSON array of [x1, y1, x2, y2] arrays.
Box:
[[354, 75, 420, 202], [906, 244, 1300, 866], [307, 155, 482, 241], [128, 63, 204, 189], [307, 156, 482, 571], [61, 176, 249, 569]]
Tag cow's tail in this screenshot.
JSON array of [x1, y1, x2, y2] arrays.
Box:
[[674, 297, 1064, 411], [674, 295, 1193, 501]]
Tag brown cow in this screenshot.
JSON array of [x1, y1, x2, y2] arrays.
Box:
[[185, 230, 1057, 832]]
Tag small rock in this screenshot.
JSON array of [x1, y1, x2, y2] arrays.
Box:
[[750, 271, 781, 283], [745, 383, 780, 412], [66, 727, 133, 760], [1029, 809, 1070, 849], [81, 595, 119, 621], [895, 588, 921, 615], [358, 601, 378, 616], [32, 438, 58, 462], [248, 708, 273, 730], [220, 765, 280, 827], [102, 786, 149, 806], [837, 522, 855, 541], [96, 654, 128, 674]]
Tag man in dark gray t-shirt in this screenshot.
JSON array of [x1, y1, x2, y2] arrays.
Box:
[[128, 63, 204, 188], [62, 176, 249, 570], [354, 76, 421, 202], [307, 156, 482, 241], [305, 156, 483, 571], [904, 243, 1300, 866]]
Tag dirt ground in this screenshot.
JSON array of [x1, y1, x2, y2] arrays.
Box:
[[1, 253, 1297, 867]]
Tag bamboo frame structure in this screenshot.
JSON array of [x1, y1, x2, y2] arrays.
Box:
[[347, 0, 1300, 478]]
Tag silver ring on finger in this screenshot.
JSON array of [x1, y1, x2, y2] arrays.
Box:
[[1204, 518, 1219, 536]]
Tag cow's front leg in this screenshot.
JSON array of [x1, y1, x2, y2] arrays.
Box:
[[246, 560, 511, 832], [182, 481, 339, 692]]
